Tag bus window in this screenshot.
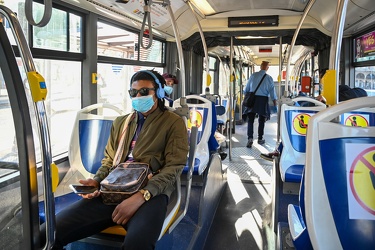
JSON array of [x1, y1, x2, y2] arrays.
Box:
[[97, 63, 163, 114], [354, 66, 375, 96], [0, 67, 18, 164], [33, 59, 82, 157]]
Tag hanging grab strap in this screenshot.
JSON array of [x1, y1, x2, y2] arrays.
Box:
[[25, 0, 52, 27], [139, 0, 154, 49]]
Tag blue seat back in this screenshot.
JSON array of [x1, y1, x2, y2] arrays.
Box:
[[66, 103, 124, 181], [79, 119, 113, 174], [279, 97, 326, 182], [304, 97, 375, 249], [173, 95, 213, 174], [216, 96, 229, 124]]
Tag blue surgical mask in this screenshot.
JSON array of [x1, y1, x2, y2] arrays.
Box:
[[131, 95, 155, 113], [164, 85, 173, 95]]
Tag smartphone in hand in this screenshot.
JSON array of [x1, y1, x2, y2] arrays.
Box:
[[69, 184, 97, 194]]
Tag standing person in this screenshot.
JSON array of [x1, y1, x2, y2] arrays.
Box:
[[162, 73, 178, 107], [243, 61, 277, 148], [41, 70, 189, 249]]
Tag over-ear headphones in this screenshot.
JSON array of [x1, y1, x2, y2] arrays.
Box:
[[130, 70, 165, 99]]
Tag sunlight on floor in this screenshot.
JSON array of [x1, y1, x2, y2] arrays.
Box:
[[244, 159, 271, 183], [227, 168, 249, 204], [254, 181, 272, 204], [231, 136, 239, 142], [235, 209, 263, 250]]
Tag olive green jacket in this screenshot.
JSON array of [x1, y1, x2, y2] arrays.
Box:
[[93, 108, 189, 198]]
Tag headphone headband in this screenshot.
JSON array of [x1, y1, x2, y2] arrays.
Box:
[[130, 70, 165, 99]]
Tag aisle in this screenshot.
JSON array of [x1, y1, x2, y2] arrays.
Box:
[[204, 115, 278, 250]]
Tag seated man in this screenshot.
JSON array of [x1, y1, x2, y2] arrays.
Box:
[[40, 70, 189, 249], [162, 73, 178, 107]]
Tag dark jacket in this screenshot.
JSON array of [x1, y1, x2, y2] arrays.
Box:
[[93, 108, 189, 198], [243, 96, 271, 119]]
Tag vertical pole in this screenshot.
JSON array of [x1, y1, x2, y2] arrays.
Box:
[[329, 0, 349, 104], [285, 0, 316, 97], [276, 37, 282, 143], [228, 37, 233, 160]]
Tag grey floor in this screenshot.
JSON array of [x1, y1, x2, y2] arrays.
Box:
[[204, 114, 278, 250]]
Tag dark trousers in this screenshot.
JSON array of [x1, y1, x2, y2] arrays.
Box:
[[247, 112, 266, 140], [41, 194, 168, 249]]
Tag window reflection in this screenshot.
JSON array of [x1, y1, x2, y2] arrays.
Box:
[[97, 22, 137, 59], [355, 66, 375, 96], [97, 64, 163, 113], [97, 21, 164, 63], [5, 0, 82, 53], [33, 59, 82, 156], [33, 8, 68, 51], [0, 67, 18, 164]]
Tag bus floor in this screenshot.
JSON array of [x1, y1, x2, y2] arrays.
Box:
[[204, 114, 277, 250]]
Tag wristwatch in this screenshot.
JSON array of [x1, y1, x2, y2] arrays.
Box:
[[140, 189, 151, 201]]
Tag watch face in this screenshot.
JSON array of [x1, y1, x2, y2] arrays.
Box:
[[143, 190, 151, 201]]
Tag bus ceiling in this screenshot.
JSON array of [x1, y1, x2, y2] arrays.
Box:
[[60, 0, 375, 63]]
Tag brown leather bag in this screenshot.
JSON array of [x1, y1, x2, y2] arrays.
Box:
[[100, 162, 151, 205], [100, 112, 150, 205]]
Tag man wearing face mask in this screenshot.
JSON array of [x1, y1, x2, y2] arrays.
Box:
[[40, 70, 189, 249], [162, 73, 178, 107]]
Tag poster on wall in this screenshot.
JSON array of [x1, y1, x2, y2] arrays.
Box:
[[354, 30, 375, 62]]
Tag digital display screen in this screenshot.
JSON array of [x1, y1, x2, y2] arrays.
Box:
[[228, 16, 278, 27], [354, 30, 375, 62]]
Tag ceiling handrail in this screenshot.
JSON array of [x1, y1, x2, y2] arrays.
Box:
[[186, 0, 211, 88]]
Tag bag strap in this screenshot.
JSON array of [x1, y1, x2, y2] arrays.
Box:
[[113, 112, 136, 167], [253, 73, 267, 94]]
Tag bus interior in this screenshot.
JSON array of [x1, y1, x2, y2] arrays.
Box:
[[0, 0, 375, 249]]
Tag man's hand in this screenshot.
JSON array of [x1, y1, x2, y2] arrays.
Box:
[[78, 178, 100, 199], [271, 105, 278, 113], [112, 192, 145, 225]]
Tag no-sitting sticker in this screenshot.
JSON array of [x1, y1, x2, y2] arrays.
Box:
[[346, 144, 375, 220], [188, 109, 203, 131], [291, 112, 311, 136], [344, 114, 369, 127]]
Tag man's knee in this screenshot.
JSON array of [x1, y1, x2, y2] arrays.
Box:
[[122, 233, 155, 250]]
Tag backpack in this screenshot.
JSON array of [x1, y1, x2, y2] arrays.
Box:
[[339, 85, 367, 101]]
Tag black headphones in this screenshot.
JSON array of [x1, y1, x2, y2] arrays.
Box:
[[130, 70, 165, 99]]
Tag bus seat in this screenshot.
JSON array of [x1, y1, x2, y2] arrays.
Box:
[[304, 97, 375, 249], [200, 94, 221, 151], [215, 105, 226, 133], [39, 103, 124, 222], [216, 96, 228, 126], [39, 103, 198, 242], [286, 172, 313, 249], [173, 95, 215, 175], [54, 103, 125, 197], [287, 204, 312, 249], [279, 97, 326, 183]]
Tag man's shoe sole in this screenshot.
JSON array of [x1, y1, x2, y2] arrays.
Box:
[[260, 154, 273, 162]]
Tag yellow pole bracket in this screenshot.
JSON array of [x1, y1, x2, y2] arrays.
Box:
[[27, 71, 47, 102], [321, 69, 337, 106]]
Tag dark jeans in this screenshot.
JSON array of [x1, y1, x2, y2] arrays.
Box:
[[40, 194, 168, 250], [247, 112, 266, 140]]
